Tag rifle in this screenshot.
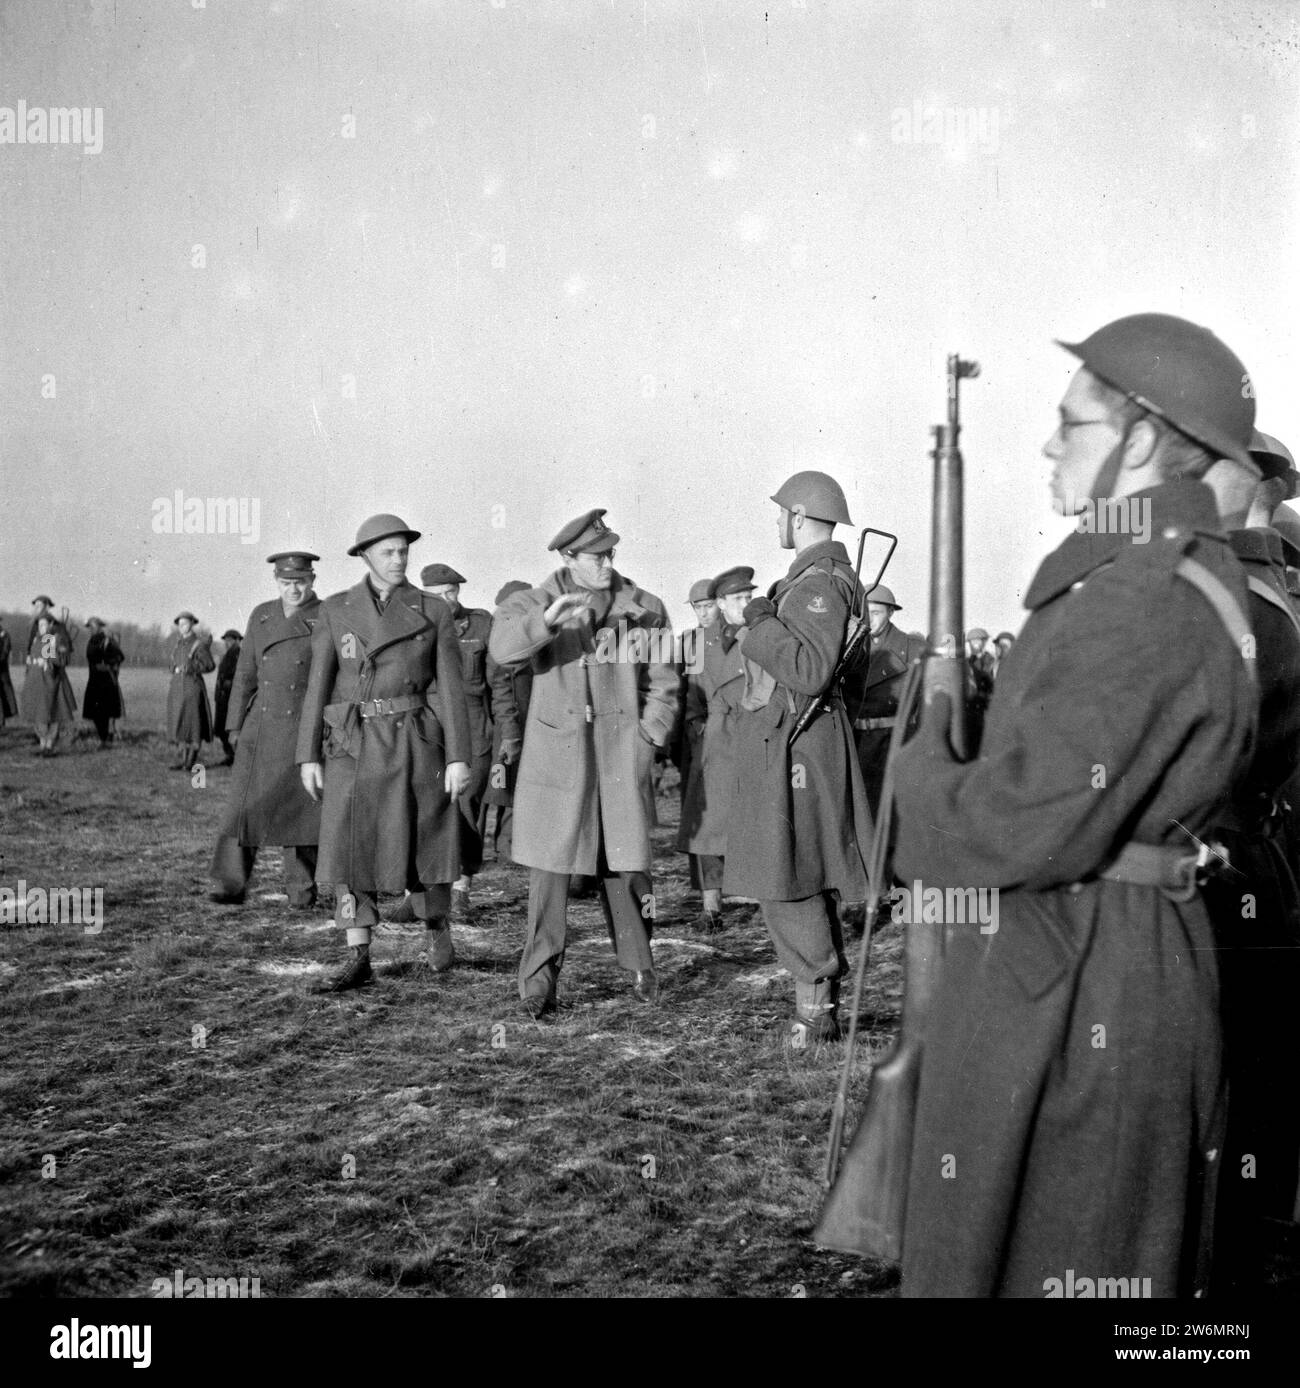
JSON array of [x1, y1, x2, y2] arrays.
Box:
[[789, 526, 898, 743], [813, 353, 978, 1262]]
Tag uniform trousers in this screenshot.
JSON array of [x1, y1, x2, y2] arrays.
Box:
[[690, 853, 724, 891], [519, 835, 654, 1001], [211, 837, 318, 906], [760, 892, 846, 983], [336, 881, 451, 942]]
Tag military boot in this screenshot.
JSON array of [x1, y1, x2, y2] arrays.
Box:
[[317, 944, 372, 993], [425, 921, 456, 973], [631, 969, 659, 1004], [790, 978, 841, 1046]]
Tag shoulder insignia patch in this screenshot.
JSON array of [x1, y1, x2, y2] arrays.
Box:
[[807, 595, 828, 614]]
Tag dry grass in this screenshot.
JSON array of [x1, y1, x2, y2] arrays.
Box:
[[0, 674, 903, 1299]]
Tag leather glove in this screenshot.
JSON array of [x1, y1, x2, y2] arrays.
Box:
[[742, 596, 776, 626]]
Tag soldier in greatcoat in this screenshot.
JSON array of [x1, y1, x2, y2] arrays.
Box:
[[676, 567, 754, 932], [1199, 430, 1300, 1289], [894, 313, 1259, 1298], [675, 579, 721, 897], [213, 629, 243, 764], [1, 617, 21, 729], [488, 509, 678, 1017], [419, 564, 492, 919], [166, 613, 215, 771], [82, 617, 125, 747], [210, 553, 324, 910], [481, 580, 533, 863], [838, 583, 926, 934], [723, 472, 873, 1043], [297, 515, 472, 991], [22, 606, 78, 755]]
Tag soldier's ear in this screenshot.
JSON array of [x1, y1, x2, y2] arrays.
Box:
[[792, 504, 807, 526]]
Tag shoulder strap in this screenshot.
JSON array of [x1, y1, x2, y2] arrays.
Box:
[[1174, 557, 1257, 686], [1245, 573, 1300, 643]]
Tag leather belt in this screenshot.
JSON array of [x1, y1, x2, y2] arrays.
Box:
[[357, 694, 427, 719], [853, 716, 895, 731], [1096, 840, 1228, 903]]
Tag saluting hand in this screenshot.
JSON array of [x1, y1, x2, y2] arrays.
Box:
[[445, 761, 471, 797], [300, 762, 324, 801], [543, 592, 591, 629]]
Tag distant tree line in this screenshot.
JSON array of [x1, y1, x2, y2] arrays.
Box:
[[0, 609, 194, 668]]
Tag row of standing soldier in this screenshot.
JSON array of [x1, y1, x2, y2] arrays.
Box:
[[0, 598, 125, 753]]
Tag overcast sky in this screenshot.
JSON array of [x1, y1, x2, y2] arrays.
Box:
[[2, 0, 1296, 638]]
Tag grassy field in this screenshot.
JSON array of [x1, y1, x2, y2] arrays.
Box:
[[0, 669, 905, 1299]]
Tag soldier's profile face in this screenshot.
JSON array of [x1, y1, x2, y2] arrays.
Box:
[[1045, 370, 1125, 514], [278, 577, 312, 609], [363, 537, 409, 585], [429, 583, 460, 605], [691, 598, 718, 626], [777, 506, 795, 549], [567, 549, 615, 591]]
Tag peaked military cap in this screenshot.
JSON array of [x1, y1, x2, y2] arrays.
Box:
[[713, 566, 757, 599], [548, 508, 619, 554], [421, 563, 467, 587], [866, 584, 901, 610], [267, 550, 319, 578], [32, 595, 54, 606], [347, 513, 421, 557], [688, 578, 717, 603], [174, 611, 199, 625], [495, 580, 530, 604], [221, 629, 242, 641]]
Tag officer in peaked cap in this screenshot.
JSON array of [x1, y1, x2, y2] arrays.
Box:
[[894, 313, 1259, 1297], [210, 551, 324, 910], [675, 576, 721, 839], [212, 622, 245, 765], [489, 508, 678, 1015], [82, 616, 125, 748], [297, 516, 473, 990], [724, 470, 873, 1045], [678, 565, 755, 931], [386, 560, 501, 921], [481, 580, 535, 863]]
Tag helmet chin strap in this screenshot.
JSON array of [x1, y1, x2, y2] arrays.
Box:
[[1087, 419, 1137, 505]]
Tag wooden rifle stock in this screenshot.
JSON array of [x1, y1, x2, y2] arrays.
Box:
[[813, 354, 977, 1262]]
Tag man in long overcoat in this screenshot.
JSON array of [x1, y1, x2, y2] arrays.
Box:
[[723, 472, 873, 1043], [166, 613, 215, 770], [676, 566, 754, 932], [210, 553, 323, 910], [1199, 433, 1300, 1289], [82, 617, 125, 747], [23, 607, 78, 754], [481, 580, 532, 862], [213, 629, 243, 764], [893, 314, 1259, 1298], [297, 514, 472, 991], [419, 564, 491, 918], [489, 509, 678, 1016]]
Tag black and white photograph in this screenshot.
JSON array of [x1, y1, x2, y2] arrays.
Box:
[[1, 0, 1297, 1357]]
